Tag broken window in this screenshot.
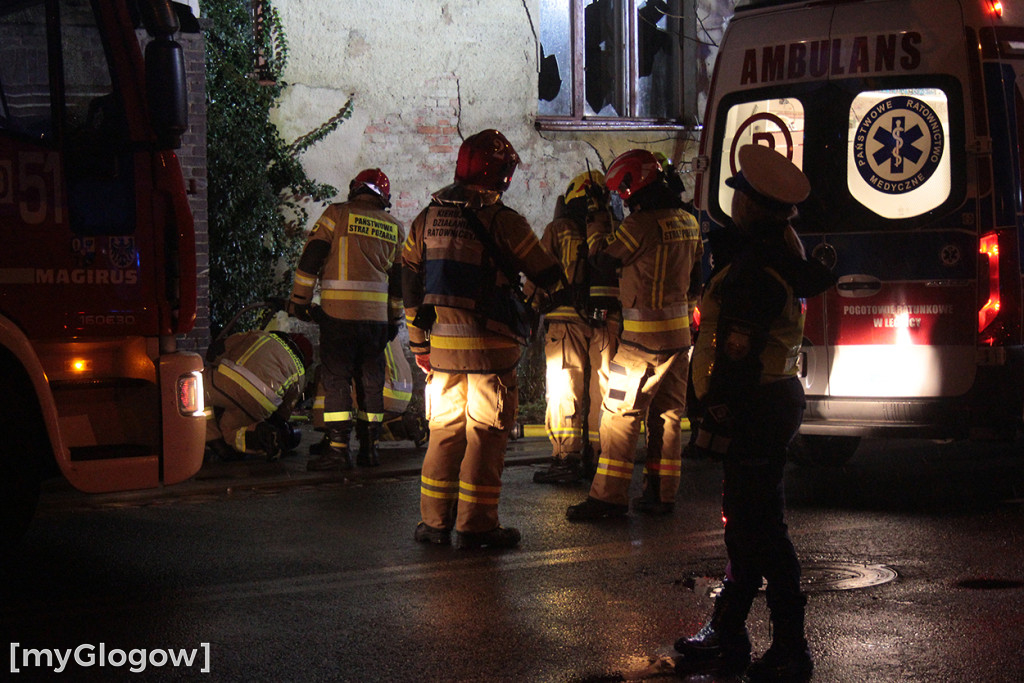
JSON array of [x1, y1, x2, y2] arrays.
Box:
[[538, 0, 697, 130]]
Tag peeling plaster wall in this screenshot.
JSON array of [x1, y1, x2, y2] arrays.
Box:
[[271, 0, 733, 233]]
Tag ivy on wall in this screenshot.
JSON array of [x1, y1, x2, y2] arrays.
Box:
[[203, 0, 351, 334]]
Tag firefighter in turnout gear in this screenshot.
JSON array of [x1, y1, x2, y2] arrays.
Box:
[[534, 169, 619, 484], [288, 168, 404, 471], [673, 145, 835, 681], [403, 130, 562, 550], [204, 330, 312, 460], [567, 149, 703, 521]]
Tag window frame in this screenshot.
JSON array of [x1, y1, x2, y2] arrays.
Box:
[[535, 0, 700, 132]]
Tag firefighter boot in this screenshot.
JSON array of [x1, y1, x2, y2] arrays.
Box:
[[566, 496, 629, 521], [674, 582, 755, 676], [355, 421, 381, 467], [253, 421, 284, 461], [454, 525, 521, 550], [633, 474, 674, 515], [747, 596, 813, 682], [532, 453, 584, 484], [307, 425, 353, 471]]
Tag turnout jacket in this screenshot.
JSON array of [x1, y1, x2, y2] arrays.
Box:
[[290, 194, 404, 324], [208, 330, 307, 420], [539, 210, 618, 325], [591, 206, 702, 353], [402, 185, 561, 373]]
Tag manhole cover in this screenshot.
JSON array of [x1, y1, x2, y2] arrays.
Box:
[[801, 561, 897, 592], [702, 561, 897, 597]]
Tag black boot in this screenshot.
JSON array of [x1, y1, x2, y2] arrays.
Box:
[[633, 473, 674, 515], [307, 425, 353, 471], [566, 496, 628, 521], [748, 595, 813, 682], [674, 582, 755, 676], [533, 454, 583, 484], [356, 421, 381, 467]]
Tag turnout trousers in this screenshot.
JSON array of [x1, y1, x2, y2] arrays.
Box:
[[589, 343, 688, 506], [419, 369, 518, 534], [544, 321, 617, 459], [319, 319, 389, 432]]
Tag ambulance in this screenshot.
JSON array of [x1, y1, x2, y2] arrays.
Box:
[[694, 0, 1024, 464]]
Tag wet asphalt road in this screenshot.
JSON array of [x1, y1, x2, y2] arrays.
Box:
[[2, 436, 1024, 682]]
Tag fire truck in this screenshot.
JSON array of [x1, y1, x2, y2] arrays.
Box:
[[695, 0, 1024, 464], [0, 0, 204, 542]]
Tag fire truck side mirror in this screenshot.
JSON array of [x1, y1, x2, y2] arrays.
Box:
[[139, 1, 187, 149], [145, 37, 188, 150]]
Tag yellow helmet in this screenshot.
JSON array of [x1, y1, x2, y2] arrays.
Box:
[[564, 170, 606, 205]]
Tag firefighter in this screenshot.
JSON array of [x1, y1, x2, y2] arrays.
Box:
[[403, 129, 562, 550], [288, 168, 404, 471], [673, 145, 835, 681], [534, 169, 619, 484], [566, 149, 703, 520], [204, 329, 312, 461]]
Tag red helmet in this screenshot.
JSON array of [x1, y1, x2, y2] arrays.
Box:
[[349, 168, 391, 206], [454, 130, 520, 192], [605, 149, 662, 201]]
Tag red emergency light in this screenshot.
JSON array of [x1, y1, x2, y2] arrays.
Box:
[[978, 232, 1001, 334], [987, 1, 1004, 18]]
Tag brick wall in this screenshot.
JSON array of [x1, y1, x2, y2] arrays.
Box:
[[366, 75, 461, 223], [174, 23, 210, 356]]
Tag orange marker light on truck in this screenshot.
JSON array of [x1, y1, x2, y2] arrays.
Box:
[[177, 371, 205, 416]]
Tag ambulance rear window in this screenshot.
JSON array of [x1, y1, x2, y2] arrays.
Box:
[[847, 88, 951, 219], [716, 97, 806, 219]]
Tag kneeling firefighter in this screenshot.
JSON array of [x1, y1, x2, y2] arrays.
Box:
[[204, 329, 312, 460]]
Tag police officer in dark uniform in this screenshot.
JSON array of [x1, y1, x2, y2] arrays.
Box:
[[673, 145, 835, 682]]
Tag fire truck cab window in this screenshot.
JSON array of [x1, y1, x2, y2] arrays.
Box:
[[61, 0, 135, 236], [0, 2, 53, 141]]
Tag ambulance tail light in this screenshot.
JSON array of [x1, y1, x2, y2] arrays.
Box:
[[986, 1, 1004, 19], [978, 232, 1003, 343], [177, 370, 204, 417]]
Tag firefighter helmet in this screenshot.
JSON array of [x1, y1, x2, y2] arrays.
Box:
[[274, 331, 314, 370], [564, 170, 607, 214], [605, 149, 662, 201], [349, 168, 391, 206], [454, 129, 520, 192]]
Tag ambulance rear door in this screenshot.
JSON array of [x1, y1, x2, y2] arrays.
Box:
[[701, 0, 977, 439]]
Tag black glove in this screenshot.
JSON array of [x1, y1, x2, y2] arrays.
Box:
[[387, 322, 399, 341], [288, 301, 312, 322], [692, 403, 734, 459], [266, 296, 288, 312]]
